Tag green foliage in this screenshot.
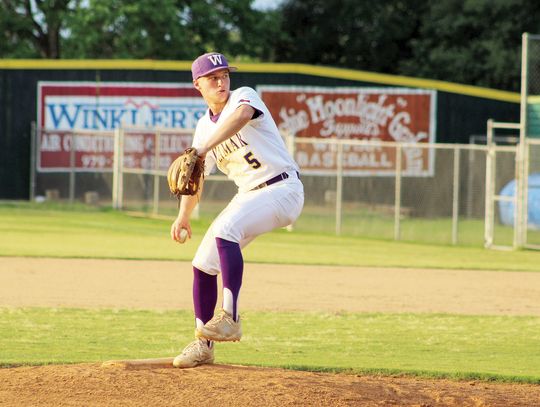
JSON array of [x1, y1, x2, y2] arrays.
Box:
[[63, 0, 194, 59], [2, 0, 540, 90], [0, 1, 37, 57], [275, 0, 425, 74], [1, 308, 539, 382], [0, 0, 279, 61], [0, 0, 78, 58], [398, 0, 540, 91], [275, 0, 540, 91]]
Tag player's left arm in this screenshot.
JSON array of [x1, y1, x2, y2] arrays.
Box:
[[197, 104, 255, 157]]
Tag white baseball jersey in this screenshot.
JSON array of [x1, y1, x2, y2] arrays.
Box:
[[192, 87, 299, 192]]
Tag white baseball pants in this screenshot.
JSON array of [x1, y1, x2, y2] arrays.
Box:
[[192, 175, 304, 275]]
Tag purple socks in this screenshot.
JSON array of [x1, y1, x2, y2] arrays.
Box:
[[192, 238, 243, 328], [216, 237, 243, 322], [192, 267, 217, 327]]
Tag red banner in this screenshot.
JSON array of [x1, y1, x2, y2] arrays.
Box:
[[38, 130, 192, 172], [258, 86, 436, 175]]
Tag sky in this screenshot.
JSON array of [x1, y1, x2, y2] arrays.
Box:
[[252, 0, 284, 10]]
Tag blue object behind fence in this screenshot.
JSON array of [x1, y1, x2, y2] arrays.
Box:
[[499, 173, 540, 228]]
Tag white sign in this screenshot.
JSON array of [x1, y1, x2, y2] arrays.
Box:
[[38, 82, 206, 131]]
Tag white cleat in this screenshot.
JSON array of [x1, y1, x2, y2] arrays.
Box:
[[196, 309, 242, 342], [172, 338, 214, 368]]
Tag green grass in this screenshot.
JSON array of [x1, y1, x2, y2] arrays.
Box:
[[1, 201, 540, 271], [1, 201, 540, 383], [202, 201, 540, 246], [1, 308, 539, 383]]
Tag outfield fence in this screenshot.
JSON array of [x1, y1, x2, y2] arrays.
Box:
[[31, 126, 540, 248], [522, 33, 540, 250]]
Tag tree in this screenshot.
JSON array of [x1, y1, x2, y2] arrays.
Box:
[[63, 0, 195, 59], [399, 0, 540, 91], [0, 0, 77, 58], [274, 0, 425, 74], [0, 0, 279, 61], [274, 0, 540, 91]]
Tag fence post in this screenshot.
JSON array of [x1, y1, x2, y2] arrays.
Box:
[[69, 132, 76, 203], [452, 147, 461, 245], [112, 128, 124, 210], [484, 120, 494, 248], [516, 33, 530, 248], [285, 131, 296, 232], [522, 139, 530, 246], [466, 147, 475, 219], [29, 122, 37, 202], [335, 142, 344, 235], [153, 131, 161, 216], [394, 145, 402, 241]]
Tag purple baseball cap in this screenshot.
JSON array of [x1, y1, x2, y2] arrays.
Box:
[[191, 52, 238, 80]]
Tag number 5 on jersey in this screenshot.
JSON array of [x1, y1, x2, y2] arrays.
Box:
[[244, 152, 261, 169]]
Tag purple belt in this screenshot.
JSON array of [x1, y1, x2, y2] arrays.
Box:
[[251, 171, 299, 190]]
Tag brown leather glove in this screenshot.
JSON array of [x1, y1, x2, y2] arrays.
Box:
[[167, 147, 205, 198]]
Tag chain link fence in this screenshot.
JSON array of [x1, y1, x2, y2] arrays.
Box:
[[31, 127, 540, 247], [524, 139, 540, 248], [525, 33, 540, 105], [521, 33, 540, 248]]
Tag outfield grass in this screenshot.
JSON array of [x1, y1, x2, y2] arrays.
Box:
[[1, 308, 538, 383], [1, 201, 540, 383], [295, 208, 521, 246], [1, 201, 540, 271], [149, 199, 533, 247]]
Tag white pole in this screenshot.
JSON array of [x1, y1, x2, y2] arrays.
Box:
[[335, 142, 344, 236], [452, 147, 461, 245], [517, 32, 530, 248], [285, 131, 296, 232], [29, 122, 37, 202], [112, 128, 120, 209], [484, 120, 494, 248], [466, 146, 474, 219], [394, 145, 402, 241], [112, 128, 125, 210], [69, 132, 76, 203], [513, 142, 522, 249], [118, 129, 125, 210], [153, 131, 161, 216], [523, 139, 530, 246]]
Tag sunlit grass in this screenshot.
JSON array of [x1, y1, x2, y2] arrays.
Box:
[[1, 202, 540, 271], [1, 308, 539, 383]]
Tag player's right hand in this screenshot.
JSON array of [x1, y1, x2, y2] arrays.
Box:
[[171, 216, 192, 243]]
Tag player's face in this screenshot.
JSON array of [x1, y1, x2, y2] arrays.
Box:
[[194, 69, 231, 107]]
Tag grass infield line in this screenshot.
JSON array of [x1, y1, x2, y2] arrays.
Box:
[[1, 308, 539, 383]]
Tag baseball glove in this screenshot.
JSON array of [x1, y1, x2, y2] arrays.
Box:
[[167, 147, 205, 198]]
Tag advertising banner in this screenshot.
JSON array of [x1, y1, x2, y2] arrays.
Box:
[[258, 86, 436, 176], [37, 82, 203, 171], [38, 129, 192, 172]]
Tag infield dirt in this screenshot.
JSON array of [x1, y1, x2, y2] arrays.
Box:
[[1, 257, 539, 406]]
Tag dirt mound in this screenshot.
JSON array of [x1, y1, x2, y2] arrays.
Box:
[[2, 257, 540, 405], [1, 363, 539, 406]]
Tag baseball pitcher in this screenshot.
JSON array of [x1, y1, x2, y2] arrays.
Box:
[[169, 52, 304, 368]]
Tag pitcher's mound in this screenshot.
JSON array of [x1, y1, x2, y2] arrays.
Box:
[[1, 363, 538, 406], [102, 357, 176, 370]]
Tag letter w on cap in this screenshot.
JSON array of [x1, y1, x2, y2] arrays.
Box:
[[207, 54, 223, 66]]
